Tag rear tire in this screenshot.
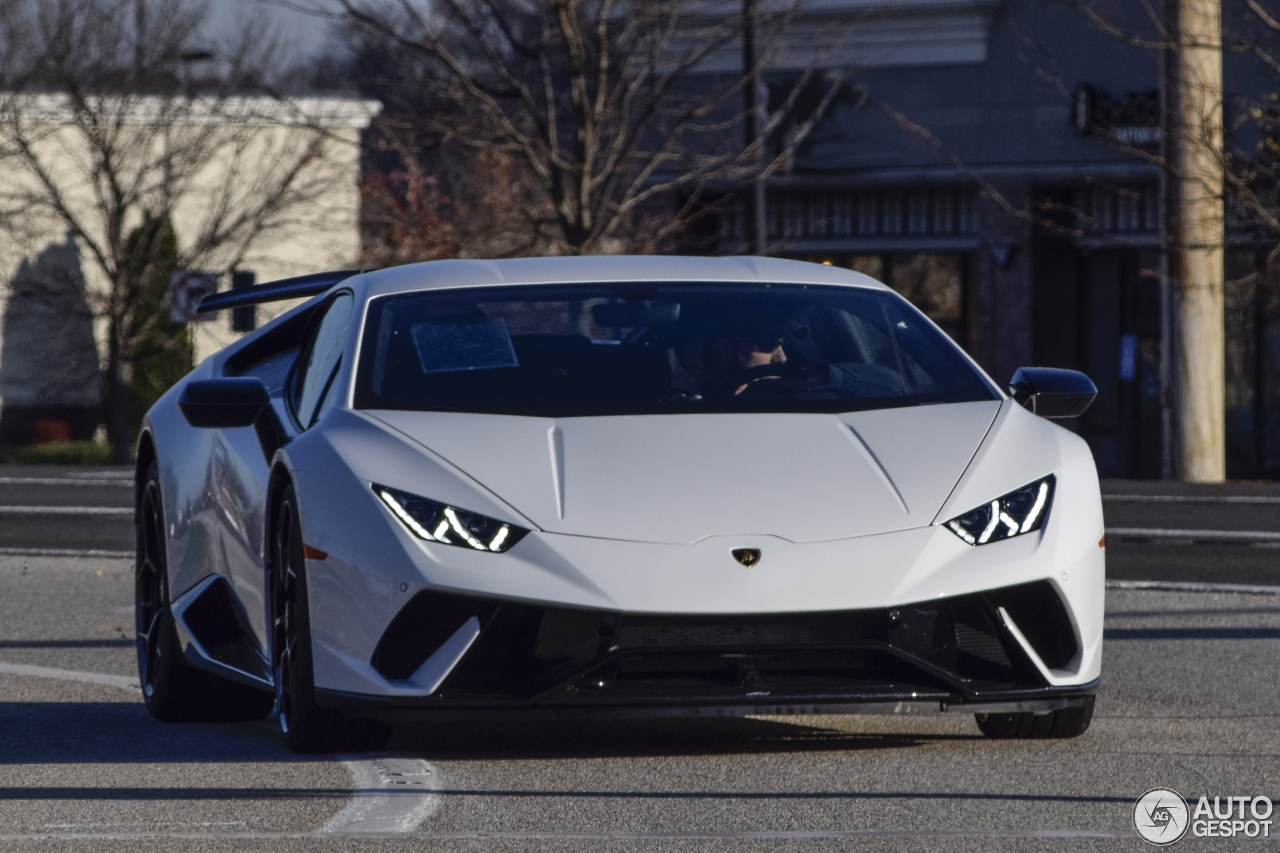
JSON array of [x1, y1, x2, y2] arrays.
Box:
[[136, 462, 274, 722], [272, 484, 392, 753], [975, 696, 1095, 739]]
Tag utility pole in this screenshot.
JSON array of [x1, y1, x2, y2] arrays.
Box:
[[1158, 0, 1176, 480], [1167, 0, 1225, 481], [743, 0, 767, 255]]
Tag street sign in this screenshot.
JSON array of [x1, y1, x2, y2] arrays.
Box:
[[170, 271, 219, 323], [1119, 333, 1138, 380]]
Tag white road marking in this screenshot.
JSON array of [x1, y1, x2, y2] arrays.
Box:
[[0, 547, 132, 558], [1107, 579, 1280, 595], [44, 822, 246, 829], [1105, 493, 1280, 504], [0, 477, 131, 486], [1106, 526, 1280, 542], [0, 829, 1145, 840], [0, 505, 131, 515], [320, 756, 442, 834], [0, 661, 139, 691], [0, 667, 442, 837]]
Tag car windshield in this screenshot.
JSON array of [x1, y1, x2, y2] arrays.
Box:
[[354, 283, 996, 417]]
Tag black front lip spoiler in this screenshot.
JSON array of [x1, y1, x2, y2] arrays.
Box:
[[315, 679, 1100, 723]]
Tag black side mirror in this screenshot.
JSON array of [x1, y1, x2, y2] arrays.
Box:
[[178, 378, 271, 429], [1008, 367, 1097, 419]]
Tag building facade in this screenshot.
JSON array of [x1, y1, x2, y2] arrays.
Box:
[[718, 0, 1280, 479]]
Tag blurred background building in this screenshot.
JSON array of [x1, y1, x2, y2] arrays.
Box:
[[702, 0, 1279, 480], [0, 93, 373, 448], [3, 0, 1276, 480]]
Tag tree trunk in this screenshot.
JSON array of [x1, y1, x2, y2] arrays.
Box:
[[104, 315, 134, 465], [1171, 0, 1225, 482]]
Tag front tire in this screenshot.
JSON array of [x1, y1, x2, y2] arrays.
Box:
[[136, 462, 274, 722], [272, 484, 391, 753], [975, 696, 1095, 739]]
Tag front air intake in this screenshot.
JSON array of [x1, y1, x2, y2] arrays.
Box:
[[371, 592, 498, 680], [987, 581, 1078, 669]]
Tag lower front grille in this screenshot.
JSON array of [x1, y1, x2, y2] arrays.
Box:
[[615, 611, 874, 650], [572, 647, 952, 699], [370, 580, 1075, 703]]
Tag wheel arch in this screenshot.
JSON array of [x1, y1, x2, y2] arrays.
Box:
[[135, 427, 157, 512], [265, 460, 297, 566]]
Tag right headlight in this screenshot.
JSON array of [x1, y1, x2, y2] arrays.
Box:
[[944, 475, 1055, 545], [373, 483, 530, 553]]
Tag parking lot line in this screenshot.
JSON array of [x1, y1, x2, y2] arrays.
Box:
[[0, 661, 139, 691], [0, 477, 131, 487], [1106, 526, 1280, 542], [1107, 578, 1280, 595], [320, 757, 442, 835], [0, 506, 131, 515]]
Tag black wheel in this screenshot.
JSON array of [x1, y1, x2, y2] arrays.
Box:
[[136, 462, 274, 722], [272, 484, 391, 753], [975, 696, 1095, 739]]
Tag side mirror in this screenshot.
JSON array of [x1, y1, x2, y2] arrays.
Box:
[[1008, 367, 1097, 419], [178, 378, 271, 429]]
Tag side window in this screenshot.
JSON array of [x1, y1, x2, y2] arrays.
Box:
[[292, 293, 354, 428], [311, 349, 349, 425]]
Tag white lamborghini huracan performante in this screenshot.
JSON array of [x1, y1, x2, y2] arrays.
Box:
[[135, 256, 1104, 753]]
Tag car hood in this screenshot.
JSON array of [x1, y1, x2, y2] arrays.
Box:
[[366, 402, 1000, 545]]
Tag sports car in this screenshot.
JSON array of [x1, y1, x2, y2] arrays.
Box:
[[135, 256, 1104, 753]]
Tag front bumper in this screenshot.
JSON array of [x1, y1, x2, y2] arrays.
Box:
[[316, 580, 1098, 722]]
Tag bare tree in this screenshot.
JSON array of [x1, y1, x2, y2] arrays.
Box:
[[0, 0, 365, 462], [334, 0, 845, 257]]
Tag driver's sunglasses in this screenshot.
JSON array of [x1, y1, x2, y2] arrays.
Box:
[[747, 326, 808, 351]]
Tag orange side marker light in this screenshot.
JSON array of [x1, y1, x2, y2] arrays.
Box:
[[303, 544, 328, 560]]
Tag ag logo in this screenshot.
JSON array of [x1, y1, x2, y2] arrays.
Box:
[[1134, 788, 1189, 845], [731, 548, 760, 567]]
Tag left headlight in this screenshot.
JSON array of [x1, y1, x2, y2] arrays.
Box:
[[373, 484, 530, 553], [944, 475, 1055, 546]]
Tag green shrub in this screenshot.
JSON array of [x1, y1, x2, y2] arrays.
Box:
[[0, 441, 114, 465]]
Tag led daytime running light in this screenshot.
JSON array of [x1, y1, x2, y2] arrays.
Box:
[[1020, 481, 1050, 533], [378, 489, 435, 540]]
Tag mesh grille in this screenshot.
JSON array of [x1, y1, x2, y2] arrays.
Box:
[[954, 621, 1011, 668], [618, 622, 820, 648]]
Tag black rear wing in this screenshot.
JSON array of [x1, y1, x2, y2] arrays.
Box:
[[196, 269, 366, 314]]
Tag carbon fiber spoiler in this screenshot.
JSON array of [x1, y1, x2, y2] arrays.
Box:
[[195, 269, 366, 314]]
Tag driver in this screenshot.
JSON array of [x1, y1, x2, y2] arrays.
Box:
[[689, 315, 807, 398], [731, 333, 789, 394], [676, 310, 904, 401]]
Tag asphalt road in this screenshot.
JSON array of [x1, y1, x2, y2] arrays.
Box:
[[0, 465, 1277, 849], [1101, 480, 1280, 587], [0, 466, 133, 556], [1, 556, 1277, 850]]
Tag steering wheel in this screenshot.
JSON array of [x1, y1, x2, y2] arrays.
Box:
[[738, 362, 808, 383], [735, 362, 906, 399], [734, 362, 815, 396]]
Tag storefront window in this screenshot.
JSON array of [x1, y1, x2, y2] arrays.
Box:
[[1224, 248, 1280, 479]]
